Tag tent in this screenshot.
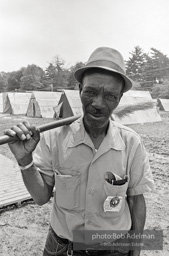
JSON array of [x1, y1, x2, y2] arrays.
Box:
[[0, 93, 3, 112], [26, 91, 62, 118], [58, 90, 83, 118], [59, 89, 161, 124], [3, 92, 32, 115], [113, 90, 161, 124], [123, 90, 152, 99], [157, 99, 169, 111]]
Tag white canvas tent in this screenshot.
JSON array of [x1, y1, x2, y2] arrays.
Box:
[[157, 99, 169, 111], [0, 93, 3, 112], [3, 92, 32, 115], [58, 90, 83, 118], [123, 90, 152, 99], [113, 90, 161, 124], [59, 89, 161, 125], [26, 91, 62, 118]]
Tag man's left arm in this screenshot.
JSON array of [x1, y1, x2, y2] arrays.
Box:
[[126, 137, 155, 256], [127, 194, 146, 230], [127, 194, 146, 256]]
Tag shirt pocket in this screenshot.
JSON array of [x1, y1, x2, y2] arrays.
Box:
[[100, 180, 128, 218], [54, 173, 80, 210]]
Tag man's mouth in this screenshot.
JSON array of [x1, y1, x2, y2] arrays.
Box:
[[91, 113, 105, 117], [88, 111, 107, 118]]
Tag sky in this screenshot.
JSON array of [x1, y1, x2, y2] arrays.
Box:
[[1, 0, 169, 72]]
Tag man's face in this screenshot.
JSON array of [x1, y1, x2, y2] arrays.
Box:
[[79, 69, 123, 129]]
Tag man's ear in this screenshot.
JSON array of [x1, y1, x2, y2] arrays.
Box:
[[79, 83, 83, 95], [119, 92, 123, 101]]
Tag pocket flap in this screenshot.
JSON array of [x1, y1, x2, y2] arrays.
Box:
[[55, 174, 80, 189], [104, 180, 128, 196]]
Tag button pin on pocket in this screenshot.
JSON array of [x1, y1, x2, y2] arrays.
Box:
[[104, 196, 123, 212], [110, 196, 120, 207]]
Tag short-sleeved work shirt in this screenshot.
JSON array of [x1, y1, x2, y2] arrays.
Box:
[[33, 118, 155, 241]]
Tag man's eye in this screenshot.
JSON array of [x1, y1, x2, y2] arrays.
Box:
[[84, 90, 97, 96], [104, 94, 117, 100]]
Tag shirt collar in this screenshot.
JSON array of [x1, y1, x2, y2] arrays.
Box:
[[106, 120, 125, 151], [67, 117, 125, 151]]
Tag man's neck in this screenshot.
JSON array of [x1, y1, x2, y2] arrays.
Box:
[[83, 119, 109, 149]]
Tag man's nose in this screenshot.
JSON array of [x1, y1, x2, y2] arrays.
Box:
[[92, 95, 105, 109]]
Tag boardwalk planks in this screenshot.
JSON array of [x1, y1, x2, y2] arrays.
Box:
[[0, 154, 31, 208]]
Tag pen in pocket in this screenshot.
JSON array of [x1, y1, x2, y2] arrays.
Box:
[[104, 172, 128, 185]]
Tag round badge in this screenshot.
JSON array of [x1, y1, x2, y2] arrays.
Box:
[[110, 196, 120, 207]]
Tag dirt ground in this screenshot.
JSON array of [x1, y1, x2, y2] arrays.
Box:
[[0, 113, 169, 256]]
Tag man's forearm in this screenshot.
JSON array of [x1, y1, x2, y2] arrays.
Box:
[[128, 194, 146, 230], [17, 153, 53, 205], [21, 165, 53, 205], [127, 194, 146, 256]]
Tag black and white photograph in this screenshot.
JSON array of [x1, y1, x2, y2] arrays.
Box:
[[0, 0, 169, 255]]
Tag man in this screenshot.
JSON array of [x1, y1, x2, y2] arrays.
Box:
[[4, 47, 155, 256]]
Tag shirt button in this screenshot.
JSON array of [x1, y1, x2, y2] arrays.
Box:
[[62, 183, 66, 187], [89, 188, 95, 195]]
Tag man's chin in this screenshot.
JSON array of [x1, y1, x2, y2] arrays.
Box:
[[85, 114, 109, 129]]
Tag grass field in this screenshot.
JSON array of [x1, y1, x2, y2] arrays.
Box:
[[0, 112, 169, 256]]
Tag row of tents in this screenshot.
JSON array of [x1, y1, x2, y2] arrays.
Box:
[[0, 90, 168, 124], [0, 91, 62, 118]]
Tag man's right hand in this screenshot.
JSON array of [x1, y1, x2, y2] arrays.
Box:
[[3, 121, 40, 165]]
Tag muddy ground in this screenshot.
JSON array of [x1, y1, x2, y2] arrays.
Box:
[[0, 113, 168, 256]]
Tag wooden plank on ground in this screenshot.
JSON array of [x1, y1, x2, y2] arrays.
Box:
[[0, 194, 31, 208], [0, 154, 32, 208]]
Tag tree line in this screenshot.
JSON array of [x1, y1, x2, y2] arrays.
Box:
[[1, 47, 169, 99], [126, 46, 169, 98], [0, 56, 85, 93]]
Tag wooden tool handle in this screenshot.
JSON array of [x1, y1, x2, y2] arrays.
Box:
[[0, 115, 81, 145]]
